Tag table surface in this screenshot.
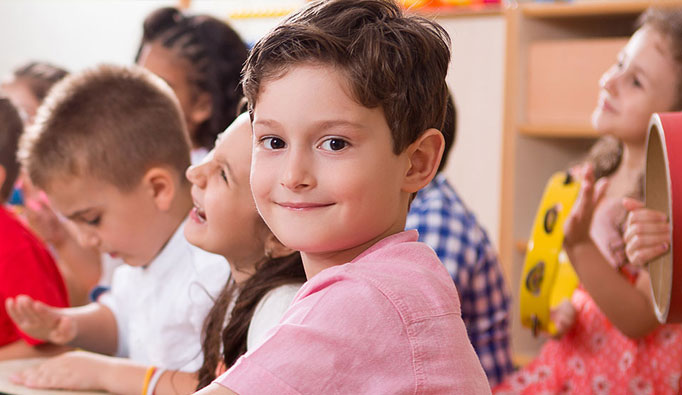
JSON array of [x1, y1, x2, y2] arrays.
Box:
[[0, 358, 108, 395]]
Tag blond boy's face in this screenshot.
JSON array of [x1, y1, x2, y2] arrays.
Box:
[[46, 175, 170, 267], [250, 64, 410, 258]]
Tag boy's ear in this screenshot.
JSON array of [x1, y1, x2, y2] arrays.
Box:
[[264, 232, 296, 259], [402, 128, 444, 194], [188, 92, 212, 126], [142, 167, 176, 212]]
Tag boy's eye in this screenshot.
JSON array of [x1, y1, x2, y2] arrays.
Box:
[[262, 137, 286, 150], [220, 169, 228, 183], [85, 216, 101, 226], [320, 138, 348, 151]]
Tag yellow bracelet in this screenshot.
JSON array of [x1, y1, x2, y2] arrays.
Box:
[[141, 366, 156, 395]]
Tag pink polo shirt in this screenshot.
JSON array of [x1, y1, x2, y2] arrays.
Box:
[[215, 230, 490, 394]]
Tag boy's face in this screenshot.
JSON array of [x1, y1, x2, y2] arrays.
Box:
[[251, 64, 410, 257], [46, 175, 171, 267]]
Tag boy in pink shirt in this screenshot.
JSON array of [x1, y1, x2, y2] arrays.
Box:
[[197, 0, 490, 393]]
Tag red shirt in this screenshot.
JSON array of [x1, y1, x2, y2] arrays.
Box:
[[0, 206, 68, 346]]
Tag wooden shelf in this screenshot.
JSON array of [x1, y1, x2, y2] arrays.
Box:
[[518, 123, 600, 138]]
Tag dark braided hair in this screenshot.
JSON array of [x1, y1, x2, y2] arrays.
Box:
[[136, 7, 248, 150], [196, 252, 306, 389]]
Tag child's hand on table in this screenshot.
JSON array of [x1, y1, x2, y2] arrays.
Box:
[[10, 350, 110, 391]]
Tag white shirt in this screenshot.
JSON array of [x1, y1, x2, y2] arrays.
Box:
[[99, 220, 229, 371], [247, 283, 302, 350]]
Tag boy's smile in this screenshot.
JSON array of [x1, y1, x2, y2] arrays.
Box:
[[250, 63, 412, 268]]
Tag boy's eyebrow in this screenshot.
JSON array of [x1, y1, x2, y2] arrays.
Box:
[[65, 207, 96, 220], [254, 118, 364, 131]]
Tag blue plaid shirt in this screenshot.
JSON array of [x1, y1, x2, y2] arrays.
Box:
[[406, 174, 513, 386]]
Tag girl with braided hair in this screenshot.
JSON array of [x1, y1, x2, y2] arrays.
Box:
[[136, 7, 248, 164]]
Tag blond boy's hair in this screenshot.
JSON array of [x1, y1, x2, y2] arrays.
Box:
[[18, 64, 191, 192], [0, 98, 24, 201], [242, 0, 451, 154]]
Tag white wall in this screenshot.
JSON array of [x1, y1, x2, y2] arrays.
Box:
[[0, 0, 304, 77], [0, 1, 506, 248], [439, 15, 506, 248]]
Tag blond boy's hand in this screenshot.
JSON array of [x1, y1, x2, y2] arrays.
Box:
[[5, 295, 76, 345], [10, 350, 108, 391], [623, 198, 671, 267]]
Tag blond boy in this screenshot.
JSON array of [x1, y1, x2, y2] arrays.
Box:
[[198, 0, 490, 393], [6, 65, 228, 377]]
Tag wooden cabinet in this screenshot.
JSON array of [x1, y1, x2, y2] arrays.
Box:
[[498, 0, 661, 361]]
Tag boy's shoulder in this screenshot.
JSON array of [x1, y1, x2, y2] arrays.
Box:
[[298, 231, 459, 319]]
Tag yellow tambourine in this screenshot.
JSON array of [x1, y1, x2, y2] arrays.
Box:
[[520, 171, 580, 336]]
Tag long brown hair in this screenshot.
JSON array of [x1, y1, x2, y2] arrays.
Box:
[[196, 252, 306, 388]]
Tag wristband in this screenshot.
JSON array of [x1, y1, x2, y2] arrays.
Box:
[[147, 368, 166, 395], [141, 366, 156, 395]]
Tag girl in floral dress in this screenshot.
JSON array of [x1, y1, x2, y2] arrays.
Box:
[[495, 8, 682, 394]]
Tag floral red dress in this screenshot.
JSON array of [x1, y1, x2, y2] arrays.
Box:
[[494, 285, 682, 395]]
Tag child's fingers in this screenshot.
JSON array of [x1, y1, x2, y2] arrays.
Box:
[[13, 295, 41, 323], [626, 208, 668, 226], [4, 297, 21, 325], [626, 242, 670, 267], [626, 232, 670, 252], [592, 177, 608, 206], [623, 222, 671, 245], [622, 197, 645, 212]]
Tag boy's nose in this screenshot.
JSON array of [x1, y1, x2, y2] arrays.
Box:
[[280, 151, 315, 190], [74, 227, 101, 249]]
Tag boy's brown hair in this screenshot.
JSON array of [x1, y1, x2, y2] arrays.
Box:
[[242, 0, 451, 153], [0, 97, 24, 201], [18, 64, 191, 193]]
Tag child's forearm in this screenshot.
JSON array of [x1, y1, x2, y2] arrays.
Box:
[[566, 243, 660, 338], [0, 340, 70, 361], [65, 303, 118, 355], [101, 360, 197, 395]]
